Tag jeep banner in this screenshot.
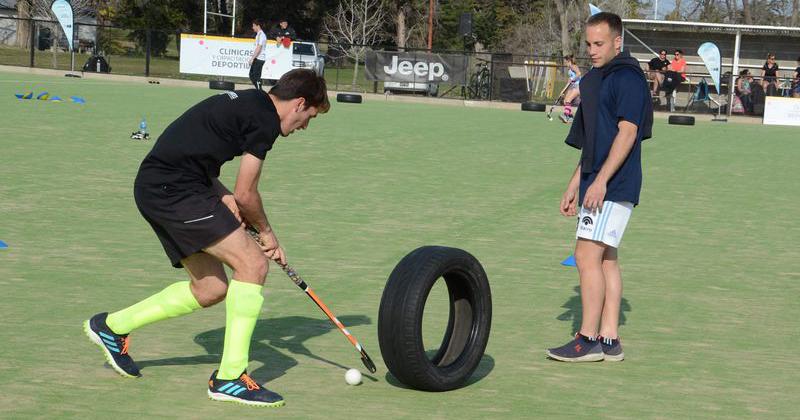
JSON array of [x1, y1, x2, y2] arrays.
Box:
[[365, 51, 468, 84]]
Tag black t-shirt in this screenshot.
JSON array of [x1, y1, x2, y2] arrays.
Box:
[[135, 90, 281, 188], [763, 63, 778, 77], [648, 57, 669, 71], [268, 25, 297, 40]]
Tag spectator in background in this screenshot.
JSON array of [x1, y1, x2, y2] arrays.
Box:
[[661, 50, 687, 111], [668, 49, 687, 79], [269, 18, 297, 46], [647, 49, 670, 97], [735, 69, 754, 114], [761, 53, 779, 95], [248, 19, 267, 90], [792, 56, 800, 98]]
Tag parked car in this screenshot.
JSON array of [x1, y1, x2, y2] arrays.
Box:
[[266, 41, 324, 85], [384, 81, 438, 97], [292, 41, 325, 77]]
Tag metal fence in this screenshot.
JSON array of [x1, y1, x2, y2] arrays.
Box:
[[0, 16, 192, 79], [318, 41, 586, 102], [0, 15, 579, 103]]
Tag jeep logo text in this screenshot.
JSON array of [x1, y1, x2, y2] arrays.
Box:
[[383, 56, 449, 81]]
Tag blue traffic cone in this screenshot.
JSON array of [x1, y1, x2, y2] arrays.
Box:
[[561, 255, 576, 267]]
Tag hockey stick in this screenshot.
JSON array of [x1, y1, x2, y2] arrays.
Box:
[[245, 226, 377, 373]]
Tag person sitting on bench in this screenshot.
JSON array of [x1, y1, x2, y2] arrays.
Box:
[[761, 53, 780, 96], [661, 50, 687, 110], [662, 50, 686, 93], [791, 56, 800, 98], [647, 49, 670, 97], [736, 69, 754, 114]]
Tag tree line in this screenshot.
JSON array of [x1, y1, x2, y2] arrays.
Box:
[[13, 0, 800, 57]]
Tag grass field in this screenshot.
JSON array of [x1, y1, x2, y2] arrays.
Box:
[[0, 71, 798, 419]]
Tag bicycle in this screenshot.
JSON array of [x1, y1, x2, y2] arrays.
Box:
[[467, 61, 492, 100]]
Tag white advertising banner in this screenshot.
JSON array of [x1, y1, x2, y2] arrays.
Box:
[[179, 34, 293, 80], [697, 42, 722, 94], [763, 97, 800, 126], [50, 0, 74, 51]]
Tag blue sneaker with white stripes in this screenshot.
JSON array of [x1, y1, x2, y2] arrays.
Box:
[[546, 333, 604, 362], [208, 370, 285, 407], [83, 312, 141, 378], [600, 336, 625, 361]]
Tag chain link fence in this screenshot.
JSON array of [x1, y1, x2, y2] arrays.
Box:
[[1, 15, 580, 103]]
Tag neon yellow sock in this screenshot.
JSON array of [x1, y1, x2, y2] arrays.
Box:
[[106, 281, 201, 335], [217, 280, 264, 380]]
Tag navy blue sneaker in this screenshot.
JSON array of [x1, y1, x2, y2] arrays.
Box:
[[83, 312, 141, 378], [208, 370, 285, 408], [546, 333, 604, 362], [600, 336, 624, 361]]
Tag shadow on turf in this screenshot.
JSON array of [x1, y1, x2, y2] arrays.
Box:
[[556, 286, 631, 334], [137, 315, 372, 383], [383, 353, 495, 390]]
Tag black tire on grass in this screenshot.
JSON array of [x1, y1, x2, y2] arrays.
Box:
[[521, 102, 546, 112], [378, 246, 492, 392], [336, 93, 363, 103], [209, 80, 235, 90], [668, 115, 695, 126]]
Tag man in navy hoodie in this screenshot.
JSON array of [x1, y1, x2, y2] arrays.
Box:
[[547, 12, 653, 362]]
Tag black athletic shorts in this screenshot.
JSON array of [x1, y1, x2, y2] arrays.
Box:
[[134, 183, 241, 268]]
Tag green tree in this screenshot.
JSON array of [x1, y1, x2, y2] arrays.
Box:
[[238, 0, 339, 40], [115, 0, 188, 56]]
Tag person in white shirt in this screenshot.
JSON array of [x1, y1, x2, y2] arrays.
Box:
[[249, 19, 267, 90]]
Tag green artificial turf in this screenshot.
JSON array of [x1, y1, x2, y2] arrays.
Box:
[[0, 71, 797, 418]]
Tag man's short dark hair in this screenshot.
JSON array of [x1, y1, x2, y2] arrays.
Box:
[[252, 18, 265, 28], [659, 50, 667, 55], [270, 69, 330, 113], [586, 12, 622, 37], [675, 49, 683, 55]]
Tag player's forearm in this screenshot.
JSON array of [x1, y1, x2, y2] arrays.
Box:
[[567, 162, 581, 190], [236, 190, 271, 233], [251, 45, 262, 60], [595, 126, 637, 184]]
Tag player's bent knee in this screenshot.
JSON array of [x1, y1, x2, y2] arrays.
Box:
[[191, 281, 228, 307], [232, 253, 269, 284], [251, 254, 269, 279]]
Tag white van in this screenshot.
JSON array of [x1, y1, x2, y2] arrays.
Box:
[[384, 81, 438, 96]]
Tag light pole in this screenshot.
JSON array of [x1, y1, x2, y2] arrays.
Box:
[[427, 0, 434, 50]]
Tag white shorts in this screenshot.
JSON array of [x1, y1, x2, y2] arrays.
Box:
[[575, 201, 633, 248]]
